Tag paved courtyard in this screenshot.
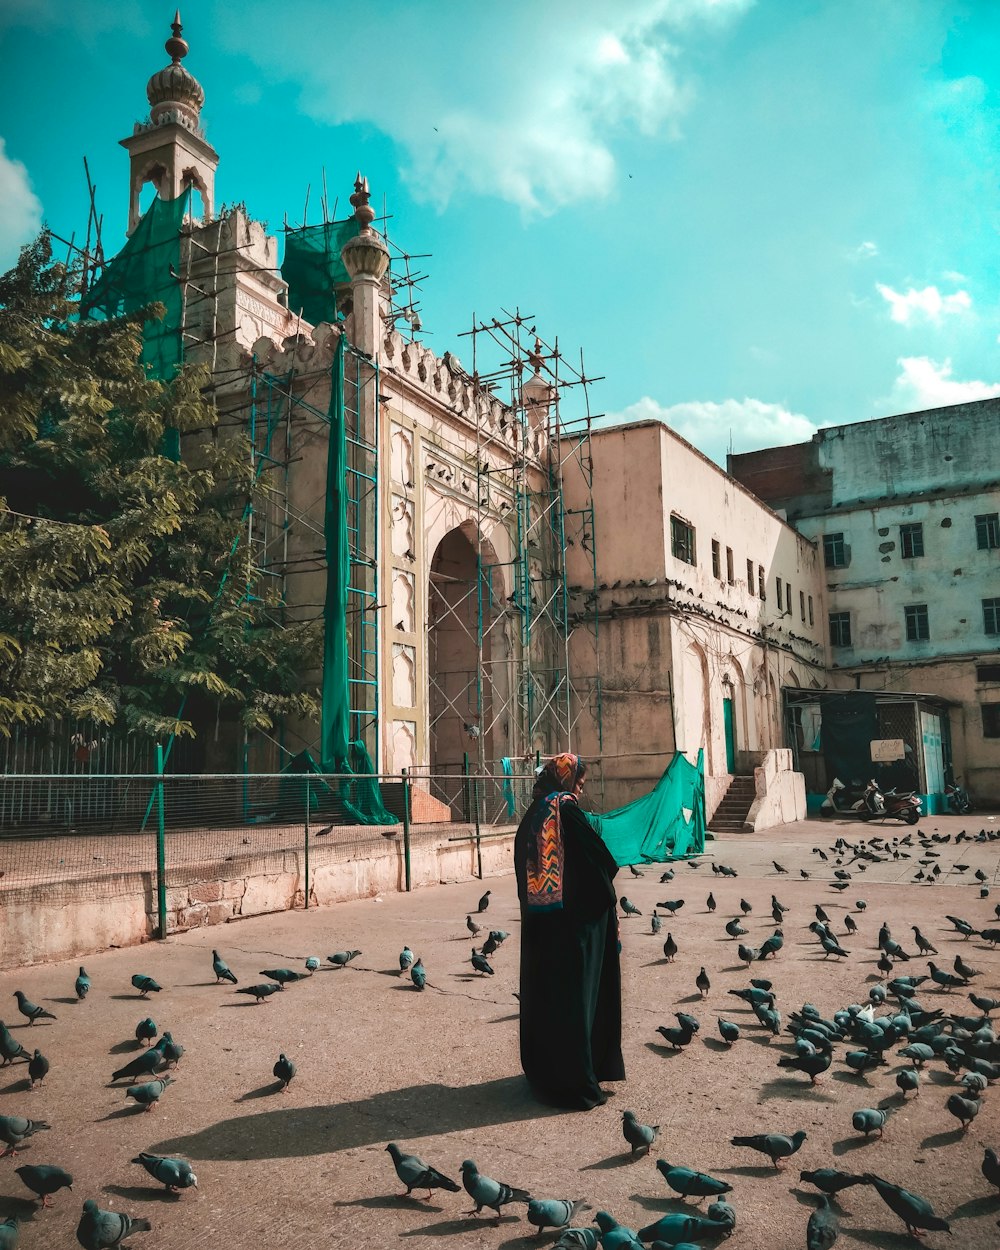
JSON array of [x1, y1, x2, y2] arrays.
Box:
[[0, 813, 998, 1248]]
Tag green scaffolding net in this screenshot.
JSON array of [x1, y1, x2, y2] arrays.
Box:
[[281, 218, 360, 325], [590, 750, 706, 865]]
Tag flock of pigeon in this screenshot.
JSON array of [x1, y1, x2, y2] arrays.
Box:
[[0, 827, 997, 1248]]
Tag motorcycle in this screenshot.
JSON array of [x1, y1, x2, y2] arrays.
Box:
[[945, 781, 972, 815], [820, 778, 921, 825]]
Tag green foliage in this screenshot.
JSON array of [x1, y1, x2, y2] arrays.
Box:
[[0, 233, 320, 744]]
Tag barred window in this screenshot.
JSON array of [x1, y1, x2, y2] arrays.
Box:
[[984, 597, 1000, 637], [976, 513, 1000, 550], [829, 612, 851, 647], [671, 514, 696, 566], [904, 604, 930, 641], [900, 523, 924, 559], [823, 533, 846, 568]]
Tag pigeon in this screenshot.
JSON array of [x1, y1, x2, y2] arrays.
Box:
[[725, 918, 748, 939], [778, 1050, 831, 1084], [773, 861, 788, 874], [650, 911, 662, 935], [953, 953, 981, 981], [740, 899, 752, 915], [385, 1142, 460, 1198], [466, 915, 482, 937], [12, 993, 55, 1025], [327, 950, 362, 967], [236, 983, 283, 1002], [728, 986, 775, 1007], [273, 1053, 296, 1091], [0, 1023, 28, 1066], [758, 929, 784, 960], [852, 1108, 887, 1138], [27, 1050, 49, 1088], [815, 905, 830, 923], [695, 968, 710, 997], [661, 870, 675, 883], [658, 900, 685, 915], [135, 1018, 157, 1046], [944, 915, 977, 939], [738, 944, 759, 967], [706, 893, 716, 912], [305, 957, 320, 972], [663, 934, 678, 962], [928, 961, 965, 991], [970, 992, 1000, 1015], [212, 952, 237, 984], [15, 1164, 72, 1206], [620, 897, 641, 917], [800, 869, 811, 879], [860, 1174, 951, 1236], [844, 1050, 881, 1076], [844, 915, 858, 934], [410, 958, 426, 990], [820, 935, 849, 959], [157, 1032, 183, 1069], [730, 1130, 806, 1167], [895, 1068, 920, 1097], [554, 1231, 599, 1250], [629, 864, 644, 877], [75, 1198, 152, 1250], [112, 1049, 167, 1084], [593, 1211, 643, 1248], [130, 975, 161, 997], [75, 969, 90, 1000], [621, 1110, 659, 1155], [637, 1203, 735, 1244], [258, 968, 310, 985], [460, 1158, 531, 1221], [982, 1147, 1000, 1193], [0, 1218, 16, 1250], [131, 1152, 197, 1192], [399, 947, 414, 974], [718, 1018, 740, 1044], [527, 1199, 589, 1235], [471, 949, 494, 976], [807, 1195, 839, 1250], [125, 1077, 173, 1111], [799, 1169, 865, 1199], [0, 1115, 50, 1157], [856, 899, 867, 911], [911, 927, 937, 956], [477, 890, 492, 913], [655, 1159, 732, 1199], [656, 1020, 695, 1050], [945, 1092, 980, 1131], [489, 930, 510, 945], [898, 1042, 934, 1067]]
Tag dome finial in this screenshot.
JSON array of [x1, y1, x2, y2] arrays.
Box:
[[350, 172, 376, 232], [165, 10, 189, 64]]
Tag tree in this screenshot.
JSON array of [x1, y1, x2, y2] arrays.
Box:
[[0, 233, 320, 746]]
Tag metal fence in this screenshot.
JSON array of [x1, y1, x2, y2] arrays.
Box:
[[0, 768, 536, 930]]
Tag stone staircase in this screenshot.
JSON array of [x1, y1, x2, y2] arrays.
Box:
[[708, 775, 757, 833]]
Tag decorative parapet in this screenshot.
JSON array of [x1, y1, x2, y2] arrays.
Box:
[[132, 112, 206, 138]]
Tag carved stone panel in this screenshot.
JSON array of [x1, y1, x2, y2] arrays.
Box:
[[392, 720, 417, 772], [390, 495, 414, 558], [392, 643, 416, 708], [392, 569, 416, 633], [390, 423, 414, 487]]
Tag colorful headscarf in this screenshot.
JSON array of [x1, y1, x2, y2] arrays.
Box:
[[524, 753, 585, 912]]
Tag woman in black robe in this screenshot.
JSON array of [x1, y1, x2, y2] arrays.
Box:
[[514, 753, 625, 1110]]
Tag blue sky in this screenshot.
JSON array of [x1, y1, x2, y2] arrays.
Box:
[[2, 0, 998, 465]]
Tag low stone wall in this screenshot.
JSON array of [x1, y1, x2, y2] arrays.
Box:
[[745, 748, 807, 831], [0, 825, 515, 970]]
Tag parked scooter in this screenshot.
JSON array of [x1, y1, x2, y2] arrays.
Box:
[[945, 781, 972, 815], [821, 778, 921, 825]]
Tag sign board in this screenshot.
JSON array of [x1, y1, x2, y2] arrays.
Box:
[[870, 738, 905, 762]]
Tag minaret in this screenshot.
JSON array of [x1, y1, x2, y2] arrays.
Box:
[[119, 12, 218, 233], [340, 173, 390, 357]]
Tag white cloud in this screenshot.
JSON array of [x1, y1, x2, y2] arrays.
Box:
[[883, 356, 1000, 412], [876, 282, 972, 324], [218, 0, 751, 213], [852, 241, 878, 260], [0, 137, 41, 270], [604, 394, 817, 468]]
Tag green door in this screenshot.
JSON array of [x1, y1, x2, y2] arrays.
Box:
[[723, 697, 736, 772]]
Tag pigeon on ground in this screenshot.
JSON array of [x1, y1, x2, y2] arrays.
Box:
[[75, 969, 90, 1000], [807, 1195, 839, 1250], [471, 949, 494, 976], [650, 911, 661, 935], [489, 930, 510, 945], [852, 1109, 887, 1138], [399, 947, 414, 974], [12, 993, 55, 1025], [621, 1110, 659, 1155], [740, 899, 752, 915], [636, 1205, 734, 1244], [661, 870, 675, 883], [0, 1023, 28, 1066], [0, 1115, 50, 1157], [15, 1164, 72, 1206], [554, 1230, 599, 1250], [773, 861, 788, 874], [477, 890, 491, 913], [655, 1159, 732, 1199], [844, 915, 858, 934], [911, 928, 937, 956], [273, 1053, 296, 1091], [212, 952, 237, 984], [730, 1130, 806, 1167], [236, 983, 283, 1002], [75, 1198, 152, 1250], [0, 1218, 16, 1250], [728, 986, 775, 1007], [695, 968, 710, 997], [620, 897, 641, 917], [778, 1050, 831, 1084], [410, 959, 426, 990], [953, 954, 981, 981], [629, 864, 644, 878], [759, 930, 784, 960], [112, 1049, 167, 1084], [982, 1148, 1000, 1193], [706, 893, 716, 912], [527, 1199, 589, 1235], [125, 1078, 173, 1111], [466, 915, 481, 937], [945, 1092, 980, 1131], [895, 1068, 920, 1097], [259, 968, 309, 985], [327, 950, 361, 968], [158, 1033, 183, 1068], [135, 1018, 157, 1046], [385, 1142, 460, 1198], [482, 933, 500, 956], [799, 1169, 865, 1199], [944, 915, 977, 939], [820, 935, 849, 959], [663, 934, 678, 962], [593, 1211, 643, 1248], [131, 1153, 197, 1193], [928, 961, 965, 991], [718, 1018, 740, 1044], [27, 1050, 49, 1088], [130, 976, 161, 997], [725, 918, 748, 939], [738, 944, 759, 967], [305, 957, 320, 972], [860, 1174, 950, 1236], [656, 1020, 696, 1050], [461, 1158, 531, 1221], [658, 900, 685, 915]]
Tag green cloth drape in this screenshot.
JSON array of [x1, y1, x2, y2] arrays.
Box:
[[589, 750, 706, 865], [281, 218, 360, 325]]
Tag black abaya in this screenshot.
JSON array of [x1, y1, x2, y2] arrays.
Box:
[[514, 798, 625, 1109]]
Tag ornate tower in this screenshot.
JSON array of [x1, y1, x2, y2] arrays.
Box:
[[119, 11, 218, 233]]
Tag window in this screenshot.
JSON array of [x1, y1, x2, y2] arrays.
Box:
[[808, 595, 814, 626], [904, 604, 930, 641], [758, 565, 765, 600], [799, 590, 806, 622], [984, 598, 1000, 636], [829, 612, 851, 647], [726, 546, 734, 584], [984, 704, 1000, 738], [747, 559, 755, 595], [711, 539, 721, 579], [976, 513, 1000, 550], [671, 514, 696, 565], [785, 583, 792, 613], [776, 575, 783, 605], [900, 522, 924, 559], [823, 532, 847, 568], [978, 664, 1000, 682]]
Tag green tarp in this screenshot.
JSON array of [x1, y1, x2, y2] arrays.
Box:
[[590, 750, 706, 865], [281, 218, 360, 326]]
